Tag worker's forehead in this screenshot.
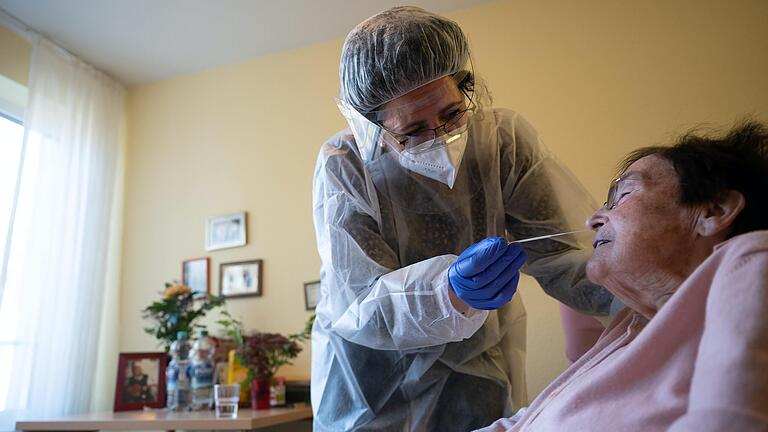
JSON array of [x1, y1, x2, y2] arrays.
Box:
[[373, 76, 460, 118]]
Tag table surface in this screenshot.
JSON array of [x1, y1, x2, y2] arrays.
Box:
[[15, 404, 313, 431]]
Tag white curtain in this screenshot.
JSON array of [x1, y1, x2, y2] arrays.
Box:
[[0, 36, 124, 428]]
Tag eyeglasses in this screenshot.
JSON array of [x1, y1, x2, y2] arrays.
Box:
[[382, 90, 476, 150], [603, 174, 646, 210]]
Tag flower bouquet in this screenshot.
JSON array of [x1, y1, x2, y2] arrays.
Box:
[[142, 282, 226, 351]]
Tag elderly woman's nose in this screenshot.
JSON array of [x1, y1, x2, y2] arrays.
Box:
[[586, 210, 606, 231]]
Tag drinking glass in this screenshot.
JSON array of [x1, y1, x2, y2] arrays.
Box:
[[214, 384, 240, 418]]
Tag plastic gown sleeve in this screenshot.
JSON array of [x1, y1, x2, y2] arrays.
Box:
[[499, 112, 613, 315], [312, 140, 488, 351]]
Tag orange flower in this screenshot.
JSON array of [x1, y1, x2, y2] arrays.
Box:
[[163, 283, 192, 300]]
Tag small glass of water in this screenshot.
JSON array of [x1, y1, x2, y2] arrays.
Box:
[[214, 384, 240, 418]]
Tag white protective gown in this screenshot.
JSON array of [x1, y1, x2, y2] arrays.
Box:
[[311, 108, 612, 431]]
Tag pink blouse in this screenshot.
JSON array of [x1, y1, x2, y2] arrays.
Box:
[[477, 230, 768, 431], [559, 304, 604, 363]]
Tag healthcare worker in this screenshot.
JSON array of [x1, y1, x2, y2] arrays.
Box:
[[311, 6, 612, 431]]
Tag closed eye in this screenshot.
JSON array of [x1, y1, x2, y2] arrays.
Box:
[[610, 191, 634, 209]]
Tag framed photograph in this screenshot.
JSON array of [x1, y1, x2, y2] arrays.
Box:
[[182, 257, 210, 297], [220, 259, 262, 298], [114, 352, 166, 411], [303, 280, 320, 310], [206, 212, 247, 251]]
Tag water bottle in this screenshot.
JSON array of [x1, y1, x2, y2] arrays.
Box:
[[166, 331, 192, 411], [190, 330, 216, 410]]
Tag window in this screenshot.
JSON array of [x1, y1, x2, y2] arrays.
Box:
[[0, 114, 23, 263], [0, 112, 24, 410]]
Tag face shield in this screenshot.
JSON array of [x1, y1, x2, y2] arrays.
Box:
[[340, 81, 493, 218], [337, 71, 476, 162], [337, 72, 477, 190]]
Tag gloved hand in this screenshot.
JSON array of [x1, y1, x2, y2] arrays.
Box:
[[448, 237, 528, 310]]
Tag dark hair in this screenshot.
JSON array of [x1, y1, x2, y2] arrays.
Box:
[[618, 120, 768, 238]]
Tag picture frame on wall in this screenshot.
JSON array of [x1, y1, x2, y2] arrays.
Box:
[[182, 257, 209, 297], [113, 352, 166, 412], [220, 259, 262, 298], [206, 212, 247, 251], [303, 280, 320, 311]]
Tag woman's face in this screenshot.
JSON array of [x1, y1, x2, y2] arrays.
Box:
[[379, 76, 467, 145], [585, 155, 704, 315]]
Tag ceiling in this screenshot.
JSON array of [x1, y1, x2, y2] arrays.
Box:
[[0, 0, 494, 85]]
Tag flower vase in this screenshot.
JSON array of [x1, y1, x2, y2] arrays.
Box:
[[250, 378, 271, 410]]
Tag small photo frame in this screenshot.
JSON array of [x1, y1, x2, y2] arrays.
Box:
[[303, 280, 320, 311], [206, 212, 247, 251], [114, 352, 166, 411], [182, 257, 210, 297], [220, 259, 262, 298]]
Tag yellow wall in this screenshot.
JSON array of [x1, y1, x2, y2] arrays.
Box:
[[122, 39, 343, 379], [121, 0, 768, 400], [0, 24, 30, 119], [0, 23, 30, 85]]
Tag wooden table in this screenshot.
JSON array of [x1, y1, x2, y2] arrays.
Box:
[[15, 404, 313, 431]]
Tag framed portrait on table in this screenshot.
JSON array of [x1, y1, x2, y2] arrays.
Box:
[[182, 257, 209, 297], [206, 212, 247, 251], [114, 352, 166, 411], [303, 280, 320, 310], [220, 259, 262, 299]]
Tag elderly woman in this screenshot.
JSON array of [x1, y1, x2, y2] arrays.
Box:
[[478, 120, 768, 431]]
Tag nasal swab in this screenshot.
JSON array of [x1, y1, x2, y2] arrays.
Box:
[[508, 229, 590, 245]]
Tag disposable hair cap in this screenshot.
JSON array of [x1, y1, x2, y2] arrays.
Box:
[[339, 6, 470, 114]]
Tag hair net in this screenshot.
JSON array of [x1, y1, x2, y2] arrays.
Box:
[[339, 6, 470, 114]]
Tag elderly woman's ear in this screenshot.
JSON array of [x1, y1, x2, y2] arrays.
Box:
[[696, 190, 745, 238]]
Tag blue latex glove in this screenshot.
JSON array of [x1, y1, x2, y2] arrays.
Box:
[[448, 237, 528, 310]]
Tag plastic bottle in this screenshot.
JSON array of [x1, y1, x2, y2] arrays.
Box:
[[166, 331, 192, 411], [190, 330, 216, 410]]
